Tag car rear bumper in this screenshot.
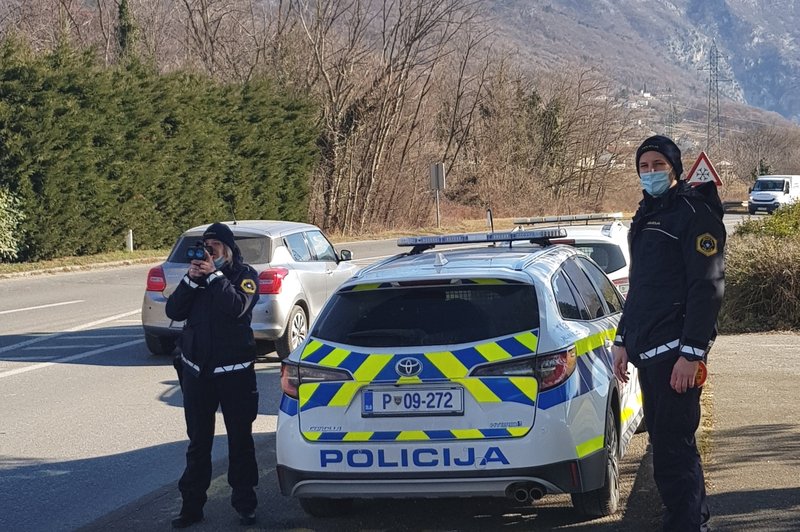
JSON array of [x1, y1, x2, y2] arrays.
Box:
[[276, 451, 607, 498]]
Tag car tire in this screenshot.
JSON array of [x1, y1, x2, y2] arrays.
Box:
[[571, 406, 620, 517], [144, 332, 176, 356], [276, 305, 307, 360], [298, 497, 353, 517]]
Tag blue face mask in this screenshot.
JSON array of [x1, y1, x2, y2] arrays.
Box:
[[213, 256, 227, 269], [640, 170, 671, 197]]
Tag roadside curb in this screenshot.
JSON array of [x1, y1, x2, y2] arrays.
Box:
[[0, 257, 166, 279]]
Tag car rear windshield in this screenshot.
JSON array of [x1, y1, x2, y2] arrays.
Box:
[[168, 236, 271, 264], [572, 243, 626, 274], [311, 282, 540, 348]]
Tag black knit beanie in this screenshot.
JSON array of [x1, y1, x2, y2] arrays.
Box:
[[202, 222, 236, 251], [635, 135, 683, 179]]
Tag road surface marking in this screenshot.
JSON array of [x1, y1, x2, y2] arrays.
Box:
[[23, 345, 103, 350], [0, 339, 144, 379], [0, 309, 141, 355], [0, 300, 84, 315]]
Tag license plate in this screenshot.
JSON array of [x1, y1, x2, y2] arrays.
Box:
[[362, 386, 464, 417]]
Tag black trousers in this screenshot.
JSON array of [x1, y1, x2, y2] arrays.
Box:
[[639, 357, 710, 532], [177, 365, 259, 514]]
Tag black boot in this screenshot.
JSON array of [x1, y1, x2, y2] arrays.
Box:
[[171, 510, 204, 529], [238, 510, 256, 526]]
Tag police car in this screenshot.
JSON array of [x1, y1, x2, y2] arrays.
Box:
[[276, 230, 643, 518], [514, 213, 631, 297]]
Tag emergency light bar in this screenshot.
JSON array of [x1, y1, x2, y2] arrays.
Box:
[[397, 229, 568, 254], [513, 212, 624, 226]]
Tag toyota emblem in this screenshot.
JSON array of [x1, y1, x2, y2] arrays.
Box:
[[395, 357, 422, 377]]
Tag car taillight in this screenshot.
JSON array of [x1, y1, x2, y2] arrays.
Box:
[[280, 362, 352, 399], [535, 347, 577, 390], [146, 265, 167, 292], [259, 268, 289, 294], [612, 277, 629, 297], [471, 347, 577, 391]]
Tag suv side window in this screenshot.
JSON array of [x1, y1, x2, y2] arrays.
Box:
[[306, 230, 338, 262], [562, 257, 606, 319], [552, 271, 585, 320], [577, 256, 624, 314], [284, 232, 312, 262]]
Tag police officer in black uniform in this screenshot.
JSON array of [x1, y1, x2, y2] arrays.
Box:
[[166, 222, 260, 528], [612, 136, 725, 532]]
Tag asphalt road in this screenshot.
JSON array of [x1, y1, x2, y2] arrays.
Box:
[[1, 216, 778, 532]]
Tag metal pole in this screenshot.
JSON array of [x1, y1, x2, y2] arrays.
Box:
[[126, 229, 134, 252], [435, 190, 441, 228]]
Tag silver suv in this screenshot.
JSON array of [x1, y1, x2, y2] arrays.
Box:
[[142, 220, 358, 358]]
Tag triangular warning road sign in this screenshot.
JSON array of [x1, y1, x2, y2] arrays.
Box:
[[685, 151, 722, 186]]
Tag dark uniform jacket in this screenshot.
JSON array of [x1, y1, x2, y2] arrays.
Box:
[[614, 181, 726, 367], [166, 248, 259, 376]]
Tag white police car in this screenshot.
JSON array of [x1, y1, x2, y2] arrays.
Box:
[[276, 230, 643, 518], [514, 213, 631, 297]]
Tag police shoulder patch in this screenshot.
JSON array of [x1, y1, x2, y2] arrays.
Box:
[[240, 278, 257, 294], [696, 233, 718, 256]]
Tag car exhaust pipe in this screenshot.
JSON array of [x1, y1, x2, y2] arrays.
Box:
[[528, 485, 545, 501], [507, 483, 531, 502], [513, 487, 530, 502], [507, 482, 546, 503]]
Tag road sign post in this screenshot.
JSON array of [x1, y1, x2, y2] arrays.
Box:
[[430, 162, 446, 228]]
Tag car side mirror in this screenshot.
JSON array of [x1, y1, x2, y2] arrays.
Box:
[[339, 249, 353, 261]]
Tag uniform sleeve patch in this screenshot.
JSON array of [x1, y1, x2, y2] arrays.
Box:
[[696, 233, 718, 256], [240, 278, 257, 294]]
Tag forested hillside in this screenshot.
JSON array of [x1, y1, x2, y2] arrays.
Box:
[[1, 0, 799, 262]]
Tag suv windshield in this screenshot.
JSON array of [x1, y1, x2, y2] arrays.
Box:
[[312, 282, 540, 347], [168, 235, 270, 264]]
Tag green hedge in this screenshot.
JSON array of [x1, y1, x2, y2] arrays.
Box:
[[720, 205, 800, 332], [0, 40, 319, 261]]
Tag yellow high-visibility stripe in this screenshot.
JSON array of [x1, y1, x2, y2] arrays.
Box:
[[343, 432, 374, 441], [475, 342, 512, 362], [301, 340, 323, 359], [304, 432, 322, 441], [456, 378, 501, 403], [576, 435, 604, 458], [298, 382, 320, 409], [508, 426, 530, 437], [319, 347, 351, 367], [396, 431, 429, 441], [426, 351, 468, 378], [395, 376, 423, 384], [515, 331, 539, 352], [353, 354, 393, 382], [509, 376, 538, 402], [451, 429, 484, 439], [328, 381, 364, 407]]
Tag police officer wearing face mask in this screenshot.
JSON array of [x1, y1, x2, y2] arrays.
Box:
[[166, 222, 260, 528], [612, 136, 725, 532]]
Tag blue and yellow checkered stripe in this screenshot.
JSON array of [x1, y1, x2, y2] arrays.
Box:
[[300, 426, 531, 442], [300, 329, 539, 379]]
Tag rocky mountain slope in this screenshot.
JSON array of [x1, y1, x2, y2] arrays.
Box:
[[489, 0, 800, 122]]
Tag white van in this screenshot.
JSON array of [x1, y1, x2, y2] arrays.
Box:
[[748, 175, 800, 214]]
